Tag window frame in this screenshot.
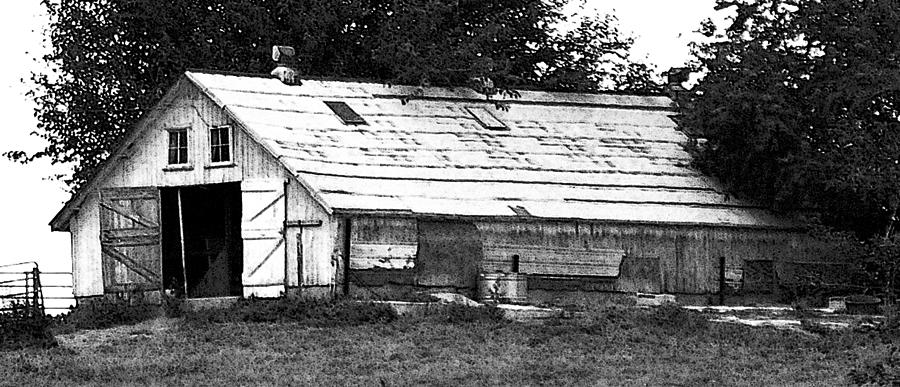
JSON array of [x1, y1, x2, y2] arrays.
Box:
[[323, 101, 367, 125], [165, 126, 191, 168], [208, 125, 234, 166]]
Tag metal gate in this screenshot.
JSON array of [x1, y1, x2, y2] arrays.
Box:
[[0, 262, 73, 315]]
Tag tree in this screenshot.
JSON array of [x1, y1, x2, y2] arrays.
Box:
[[681, 0, 900, 239], [681, 0, 900, 298], [10, 0, 659, 188]]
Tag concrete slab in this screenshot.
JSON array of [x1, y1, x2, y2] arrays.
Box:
[[496, 304, 565, 322], [430, 292, 482, 307], [635, 293, 676, 307]]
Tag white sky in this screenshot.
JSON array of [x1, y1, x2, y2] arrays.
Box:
[[0, 0, 728, 276]]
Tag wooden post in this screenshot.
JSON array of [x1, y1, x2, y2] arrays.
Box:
[[283, 180, 290, 293], [718, 256, 726, 305], [32, 266, 44, 316], [297, 233, 303, 295], [342, 218, 352, 296], [177, 188, 189, 297]]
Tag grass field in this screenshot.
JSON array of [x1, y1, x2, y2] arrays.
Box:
[[1, 304, 896, 386]]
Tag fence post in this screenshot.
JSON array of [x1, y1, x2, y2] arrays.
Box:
[[32, 266, 44, 316], [24, 269, 30, 312]]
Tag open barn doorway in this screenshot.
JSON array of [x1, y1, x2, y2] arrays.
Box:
[[160, 183, 243, 298]]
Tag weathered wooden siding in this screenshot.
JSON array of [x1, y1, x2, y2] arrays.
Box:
[[68, 80, 335, 297], [285, 178, 336, 289], [339, 218, 418, 291], [477, 221, 805, 294], [339, 216, 808, 296], [71, 193, 104, 297], [416, 221, 481, 289], [350, 218, 418, 270], [104, 81, 240, 188]]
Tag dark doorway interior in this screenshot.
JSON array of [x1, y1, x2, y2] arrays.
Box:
[[161, 183, 242, 298]]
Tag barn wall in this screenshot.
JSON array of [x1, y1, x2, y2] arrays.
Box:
[[345, 218, 483, 297], [343, 218, 418, 297], [477, 221, 806, 294], [70, 192, 104, 297], [342, 216, 811, 300], [67, 80, 336, 298], [103, 81, 238, 189], [285, 179, 336, 291]]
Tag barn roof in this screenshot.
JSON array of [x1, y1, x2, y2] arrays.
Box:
[[185, 70, 791, 229], [50, 70, 796, 231]]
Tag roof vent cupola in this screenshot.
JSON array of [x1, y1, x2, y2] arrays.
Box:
[[664, 67, 690, 92], [271, 45, 301, 86]]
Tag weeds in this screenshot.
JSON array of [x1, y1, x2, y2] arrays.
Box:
[[423, 304, 505, 324], [55, 298, 159, 332], [848, 345, 900, 385], [0, 307, 57, 351], [184, 297, 397, 326]]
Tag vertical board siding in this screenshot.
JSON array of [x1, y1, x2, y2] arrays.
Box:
[[416, 220, 481, 288], [477, 221, 808, 294], [326, 216, 811, 295], [104, 81, 243, 189], [71, 193, 104, 297], [283, 179, 334, 288]]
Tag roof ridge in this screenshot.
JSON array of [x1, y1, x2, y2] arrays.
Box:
[[184, 68, 676, 102]]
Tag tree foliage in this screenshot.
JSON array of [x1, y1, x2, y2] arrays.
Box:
[[681, 0, 900, 239], [12, 0, 659, 188]]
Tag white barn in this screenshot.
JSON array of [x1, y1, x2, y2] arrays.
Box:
[[50, 70, 809, 304]]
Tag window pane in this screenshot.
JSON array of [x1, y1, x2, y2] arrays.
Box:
[[168, 130, 189, 165], [210, 128, 221, 147], [210, 127, 230, 162]]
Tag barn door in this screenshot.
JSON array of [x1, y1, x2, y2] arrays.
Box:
[[241, 179, 286, 297], [99, 187, 162, 293]]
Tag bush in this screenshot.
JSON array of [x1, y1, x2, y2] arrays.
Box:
[[185, 297, 397, 326], [57, 298, 159, 331], [0, 307, 57, 350]]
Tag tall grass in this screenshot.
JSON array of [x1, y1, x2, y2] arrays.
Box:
[[0, 306, 57, 350]]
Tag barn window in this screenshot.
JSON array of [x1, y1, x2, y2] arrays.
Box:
[[466, 107, 507, 130], [210, 126, 232, 163], [324, 101, 367, 125], [167, 128, 189, 165]]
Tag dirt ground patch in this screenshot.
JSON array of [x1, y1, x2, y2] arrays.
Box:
[[55, 317, 180, 350]]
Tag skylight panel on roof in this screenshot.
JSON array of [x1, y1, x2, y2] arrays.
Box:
[[466, 107, 508, 130], [324, 101, 367, 125]]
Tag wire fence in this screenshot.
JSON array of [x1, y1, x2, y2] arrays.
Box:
[[0, 261, 75, 315]]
